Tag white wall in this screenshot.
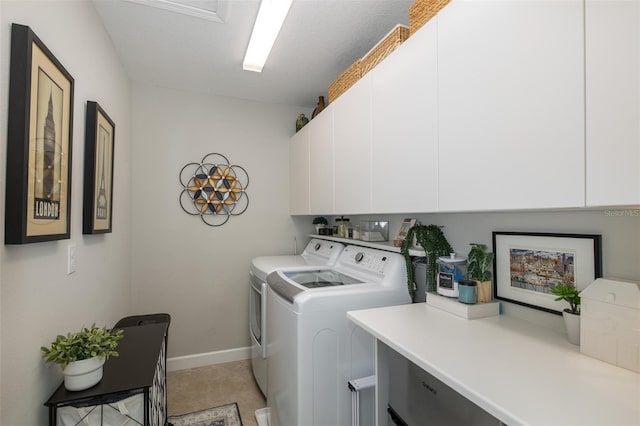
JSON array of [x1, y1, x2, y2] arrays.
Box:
[[130, 83, 304, 359], [0, 1, 132, 424]]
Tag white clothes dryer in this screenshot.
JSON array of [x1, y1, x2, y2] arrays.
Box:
[[249, 238, 345, 396], [266, 245, 411, 426]]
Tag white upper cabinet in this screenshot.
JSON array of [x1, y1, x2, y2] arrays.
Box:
[[289, 124, 310, 214], [309, 107, 335, 214], [437, 0, 585, 211], [370, 19, 439, 213], [333, 77, 372, 214], [585, 0, 640, 207]]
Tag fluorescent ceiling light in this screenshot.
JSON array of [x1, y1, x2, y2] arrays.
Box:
[[243, 0, 294, 72]]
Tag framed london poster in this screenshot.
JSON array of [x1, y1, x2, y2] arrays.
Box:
[[83, 102, 115, 234], [5, 24, 74, 244]]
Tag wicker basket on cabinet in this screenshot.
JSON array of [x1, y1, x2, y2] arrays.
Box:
[[409, 0, 451, 34], [328, 59, 362, 103], [361, 24, 410, 76]]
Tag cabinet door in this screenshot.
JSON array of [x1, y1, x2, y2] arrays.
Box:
[[586, 0, 640, 207], [289, 126, 310, 214], [333, 77, 372, 214], [309, 106, 335, 214], [370, 20, 439, 213], [437, 0, 585, 211]]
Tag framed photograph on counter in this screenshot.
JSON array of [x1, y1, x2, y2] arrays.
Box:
[[492, 232, 602, 315], [393, 218, 416, 246]]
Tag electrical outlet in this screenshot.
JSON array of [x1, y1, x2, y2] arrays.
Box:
[[67, 243, 77, 275]]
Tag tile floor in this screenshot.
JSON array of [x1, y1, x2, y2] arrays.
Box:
[[167, 359, 266, 426]]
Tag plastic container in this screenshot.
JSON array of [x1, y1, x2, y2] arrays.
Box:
[[360, 221, 389, 241], [339, 218, 350, 239], [334, 218, 342, 237], [436, 253, 467, 298]]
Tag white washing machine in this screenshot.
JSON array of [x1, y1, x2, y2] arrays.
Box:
[[266, 245, 411, 426], [249, 238, 345, 396]]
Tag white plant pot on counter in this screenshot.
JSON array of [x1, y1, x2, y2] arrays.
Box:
[[63, 356, 105, 391], [562, 310, 580, 345]]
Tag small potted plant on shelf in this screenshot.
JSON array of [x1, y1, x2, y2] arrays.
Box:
[[467, 243, 494, 303], [312, 216, 328, 234], [41, 324, 124, 391], [549, 283, 581, 345]]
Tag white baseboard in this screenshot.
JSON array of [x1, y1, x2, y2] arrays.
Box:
[[167, 346, 251, 372]]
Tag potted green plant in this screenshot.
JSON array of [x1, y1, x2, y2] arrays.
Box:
[[467, 243, 494, 303], [549, 283, 581, 345], [41, 324, 124, 391], [312, 216, 328, 234], [400, 224, 453, 300]]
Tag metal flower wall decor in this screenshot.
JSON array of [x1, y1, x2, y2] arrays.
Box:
[[179, 153, 249, 226]]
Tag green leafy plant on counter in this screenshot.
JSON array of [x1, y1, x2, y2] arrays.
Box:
[[41, 324, 124, 370], [467, 243, 494, 282], [549, 283, 581, 315], [401, 224, 453, 298]]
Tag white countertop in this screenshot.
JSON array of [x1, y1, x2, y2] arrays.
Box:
[[348, 303, 640, 426]]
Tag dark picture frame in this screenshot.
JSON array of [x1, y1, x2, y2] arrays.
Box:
[[83, 102, 115, 234], [5, 24, 74, 244], [492, 232, 602, 315]]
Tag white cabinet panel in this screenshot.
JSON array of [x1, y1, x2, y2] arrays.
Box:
[[333, 78, 372, 214], [586, 0, 640, 207], [289, 125, 310, 214], [438, 0, 585, 211], [370, 19, 439, 214], [309, 107, 335, 214]]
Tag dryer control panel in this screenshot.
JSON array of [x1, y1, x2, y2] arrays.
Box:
[[303, 239, 345, 263]]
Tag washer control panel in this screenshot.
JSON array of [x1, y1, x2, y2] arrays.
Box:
[[339, 246, 390, 275]]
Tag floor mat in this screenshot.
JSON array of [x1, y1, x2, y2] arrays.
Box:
[[168, 402, 243, 426]]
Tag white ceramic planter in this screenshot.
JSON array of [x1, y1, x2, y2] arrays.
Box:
[[63, 356, 105, 391], [562, 310, 580, 345]]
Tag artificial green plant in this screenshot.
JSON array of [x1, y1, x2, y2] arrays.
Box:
[[467, 243, 494, 282], [400, 224, 453, 298], [41, 324, 124, 369], [312, 216, 328, 225], [549, 283, 581, 315]]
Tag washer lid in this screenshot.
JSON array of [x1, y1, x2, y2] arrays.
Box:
[[282, 269, 363, 289], [267, 268, 365, 304]]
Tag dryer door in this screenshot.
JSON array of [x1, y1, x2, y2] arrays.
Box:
[[249, 272, 267, 358]]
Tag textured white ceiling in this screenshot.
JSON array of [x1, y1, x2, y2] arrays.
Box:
[[93, 0, 413, 108]]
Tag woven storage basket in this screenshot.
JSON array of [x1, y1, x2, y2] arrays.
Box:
[[409, 0, 451, 34], [361, 25, 410, 76], [328, 59, 362, 103]]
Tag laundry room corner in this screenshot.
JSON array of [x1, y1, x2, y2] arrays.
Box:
[[129, 83, 307, 366]]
